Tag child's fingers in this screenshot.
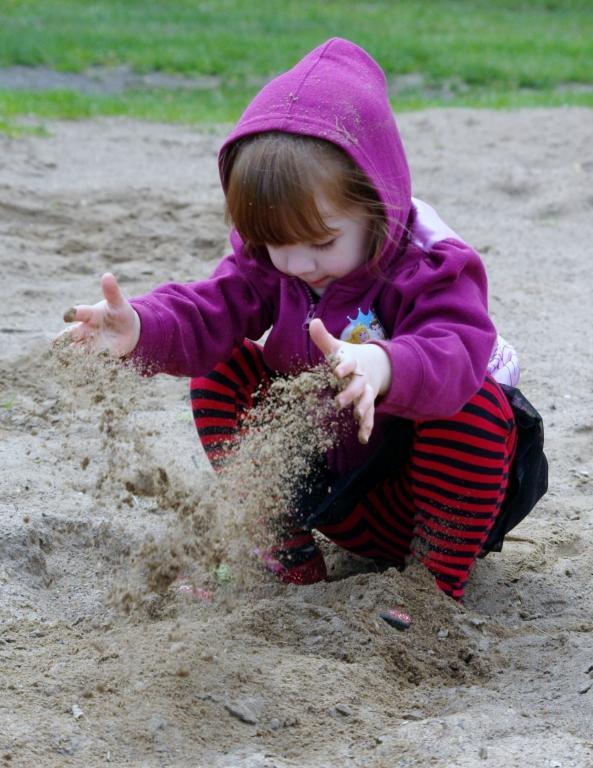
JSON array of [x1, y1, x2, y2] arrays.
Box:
[[357, 400, 375, 445], [65, 321, 96, 343], [334, 357, 357, 380], [63, 305, 98, 325], [354, 384, 374, 423], [309, 318, 342, 359], [336, 373, 366, 409], [101, 272, 126, 309], [53, 322, 97, 351]]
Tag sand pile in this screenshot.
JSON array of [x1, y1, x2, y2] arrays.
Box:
[[43, 336, 484, 693]]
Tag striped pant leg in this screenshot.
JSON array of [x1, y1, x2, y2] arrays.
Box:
[[409, 375, 517, 600], [189, 341, 326, 584], [318, 376, 517, 600], [189, 339, 271, 470], [317, 467, 416, 567]]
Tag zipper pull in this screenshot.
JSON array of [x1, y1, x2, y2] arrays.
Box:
[[302, 302, 316, 330]]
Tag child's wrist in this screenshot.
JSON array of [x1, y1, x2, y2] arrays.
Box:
[[368, 343, 392, 396], [121, 308, 142, 358], [130, 309, 141, 352]]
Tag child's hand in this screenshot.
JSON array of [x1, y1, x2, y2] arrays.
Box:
[[61, 272, 141, 358], [309, 318, 392, 444]]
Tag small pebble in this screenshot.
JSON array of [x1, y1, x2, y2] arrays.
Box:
[[401, 710, 424, 721], [176, 583, 213, 602], [215, 563, 232, 584], [478, 637, 491, 653], [269, 718, 281, 730], [379, 608, 411, 631], [149, 714, 166, 733], [169, 642, 186, 654], [224, 698, 262, 725], [334, 703, 352, 716], [71, 704, 84, 720], [328, 704, 352, 718], [437, 628, 449, 640]]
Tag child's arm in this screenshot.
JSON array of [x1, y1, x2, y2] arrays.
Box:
[[62, 242, 276, 376], [62, 272, 141, 357], [127, 252, 275, 376], [309, 318, 390, 445], [371, 237, 497, 421]]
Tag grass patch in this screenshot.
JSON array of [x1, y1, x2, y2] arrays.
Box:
[[1, 85, 592, 129], [0, 87, 249, 124], [0, 0, 592, 125], [0, 115, 48, 137]]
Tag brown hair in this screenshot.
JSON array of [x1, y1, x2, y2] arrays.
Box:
[[222, 132, 387, 263]]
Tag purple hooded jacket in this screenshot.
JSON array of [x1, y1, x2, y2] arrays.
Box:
[[130, 38, 496, 474]]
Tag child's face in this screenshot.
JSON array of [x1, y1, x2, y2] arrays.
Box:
[[266, 204, 370, 296]]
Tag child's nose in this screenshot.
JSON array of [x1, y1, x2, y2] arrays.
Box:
[[287, 250, 316, 276]]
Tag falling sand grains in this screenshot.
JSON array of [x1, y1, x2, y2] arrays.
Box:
[[137, 366, 343, 600], [50, 338, 158, 505], [199, 367, 341, 572], [49, 340, 343, 607]]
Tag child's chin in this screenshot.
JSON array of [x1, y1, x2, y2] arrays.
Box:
[[308, 280, 331, 295]]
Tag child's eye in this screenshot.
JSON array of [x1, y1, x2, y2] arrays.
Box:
[[312, 238, 336, 251]]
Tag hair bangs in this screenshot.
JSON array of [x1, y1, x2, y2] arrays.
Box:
[[224, 132, 388, 265], [225, 134, 344, 249]]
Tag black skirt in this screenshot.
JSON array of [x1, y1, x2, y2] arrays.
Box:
[[481, 385, 548, 554]]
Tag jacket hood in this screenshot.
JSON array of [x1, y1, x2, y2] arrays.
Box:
[[219, 38, 412, 257]]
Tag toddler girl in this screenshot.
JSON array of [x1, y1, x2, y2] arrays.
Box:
[[64, 38, 547, 600]]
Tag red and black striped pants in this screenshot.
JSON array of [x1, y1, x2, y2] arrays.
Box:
[[190, 340, 517, 600]]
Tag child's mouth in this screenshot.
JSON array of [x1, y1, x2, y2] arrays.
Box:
[[308, 276, 330, 288]]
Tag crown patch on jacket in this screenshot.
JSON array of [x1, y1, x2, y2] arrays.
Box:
[[340, 307, 386, 344]]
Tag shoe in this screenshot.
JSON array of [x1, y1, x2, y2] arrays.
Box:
[[257, 548, 327, 585]]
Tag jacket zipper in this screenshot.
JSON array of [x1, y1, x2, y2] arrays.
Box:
[[302, 284, 330, 366], [302, 285, 318, 331]]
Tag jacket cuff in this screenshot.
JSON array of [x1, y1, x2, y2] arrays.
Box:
[[127, 299, 164, 373], [370, 339, 425, 420]]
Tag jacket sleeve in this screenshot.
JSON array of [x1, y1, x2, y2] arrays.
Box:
[[373, 238, 496, 420], [128, 249, 276, 377]]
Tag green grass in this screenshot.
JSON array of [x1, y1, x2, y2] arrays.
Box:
[[1, 82, 592, 130], [0, 0, 592, 129], [0, 115, 48, 136]]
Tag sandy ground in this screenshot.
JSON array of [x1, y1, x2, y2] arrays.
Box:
[[1, 108, 593, 767]]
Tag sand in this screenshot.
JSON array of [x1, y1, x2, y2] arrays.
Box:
[[1, 108, 592, 767]]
